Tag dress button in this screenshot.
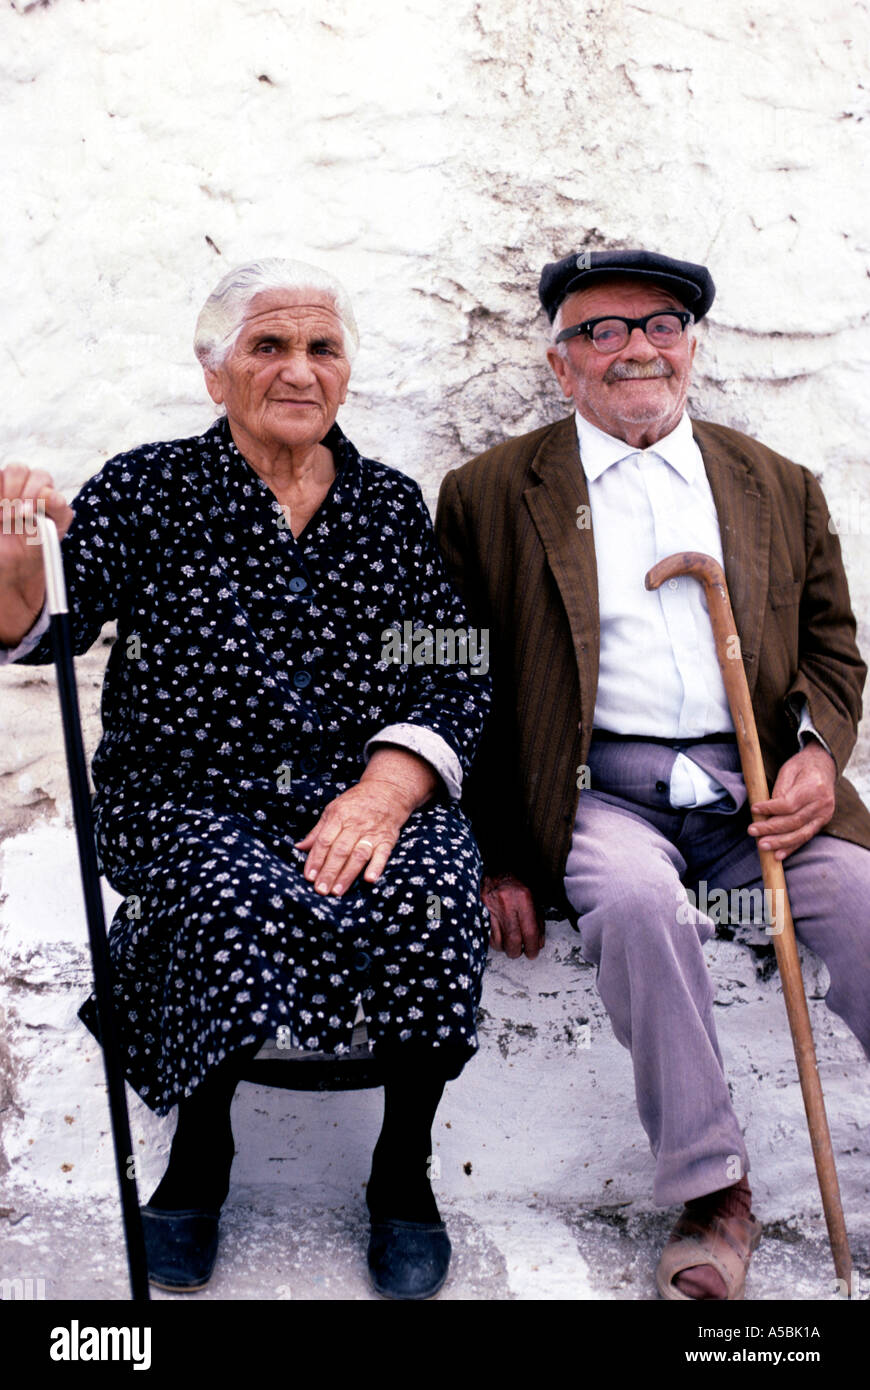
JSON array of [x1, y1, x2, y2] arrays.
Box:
[[354, 950, 371, 972], [301, 755, 318, 774], [655, 779, 668, 793], [293, 670, 312, 688], [288, 577, 307, 593]]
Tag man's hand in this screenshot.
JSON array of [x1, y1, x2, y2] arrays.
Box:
[[295, 747, 437, 896], [748, 741, 837, 860], [483, 872, 545, 959]]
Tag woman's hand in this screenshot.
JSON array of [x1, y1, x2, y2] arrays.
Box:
[[295, 747, 438, 895], [0, 464, 74, 646]]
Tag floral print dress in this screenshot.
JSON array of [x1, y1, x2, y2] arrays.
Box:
[[13, 418, 491, 1114]]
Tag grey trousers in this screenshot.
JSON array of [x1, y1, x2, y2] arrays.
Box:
[[563, 738, 870, 1207]]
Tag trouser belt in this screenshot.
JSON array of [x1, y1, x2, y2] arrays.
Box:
[[590, 730, 737, 746]]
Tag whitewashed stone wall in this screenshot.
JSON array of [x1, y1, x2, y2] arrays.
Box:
[[2, 0, 869, 1247]]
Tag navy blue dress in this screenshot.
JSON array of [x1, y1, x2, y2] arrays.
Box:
[[16, 418, 491, 1114]]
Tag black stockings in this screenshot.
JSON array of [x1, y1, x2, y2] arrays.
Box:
[[148, 1045, 461, 1223]]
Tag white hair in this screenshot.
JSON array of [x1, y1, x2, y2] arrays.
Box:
[[550, 300, 570, 358], [194, 258, 359, 370]]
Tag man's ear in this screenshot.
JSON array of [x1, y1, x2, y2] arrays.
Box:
[[546, 346, 575, 401], [203, 367, 224, 406]]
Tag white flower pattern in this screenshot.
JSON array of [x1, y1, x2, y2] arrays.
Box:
[[17, 419, 491, 1114]]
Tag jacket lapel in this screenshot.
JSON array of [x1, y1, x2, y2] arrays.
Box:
[[519, 414, 770, 719], [692, 420, 770, 699], [523, 416, 600, 735]]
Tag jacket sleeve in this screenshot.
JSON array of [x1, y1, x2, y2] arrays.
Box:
[[377, 481, 491, 786], [784, 465, 867, 775], [435, 468, 539, 886]]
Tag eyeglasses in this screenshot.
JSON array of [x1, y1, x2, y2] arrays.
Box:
[[554, 310, 693, 354]]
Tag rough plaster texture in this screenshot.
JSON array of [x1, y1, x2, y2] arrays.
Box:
[[1, 0, 869, 1300]]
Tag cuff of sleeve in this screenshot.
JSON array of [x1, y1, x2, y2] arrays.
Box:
[[363, 723, 463, 800], [0, 599, 51, 664], [795, 701, 833, 758]]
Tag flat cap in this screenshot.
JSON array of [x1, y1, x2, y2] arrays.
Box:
[[538, 248, 715, 323]]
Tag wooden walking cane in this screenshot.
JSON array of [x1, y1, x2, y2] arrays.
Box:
[[645, 551, 852, 1293], [35, 512, 150, 1301]]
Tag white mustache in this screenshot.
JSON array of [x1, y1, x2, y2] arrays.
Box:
[[605, 360, 673, 381]]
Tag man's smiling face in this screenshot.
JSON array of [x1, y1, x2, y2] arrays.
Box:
[[546, 278, 697, 449]]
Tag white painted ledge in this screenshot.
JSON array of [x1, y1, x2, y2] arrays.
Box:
[[1, 818, 868, 1301]]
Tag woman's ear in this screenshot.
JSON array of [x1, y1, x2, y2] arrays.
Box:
[[203, 367, 225, 406]]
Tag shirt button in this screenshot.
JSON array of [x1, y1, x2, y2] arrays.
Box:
[[655, 779, 668, 793], [668, 578, 679, 591], [288, 577, 307, 593], [293, 670, 312, 689]]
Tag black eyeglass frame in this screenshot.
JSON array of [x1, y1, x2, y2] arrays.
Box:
[[554, 309, 694, 350]]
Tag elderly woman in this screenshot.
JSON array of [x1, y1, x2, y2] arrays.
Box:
[[0, 259, 491, 1299]]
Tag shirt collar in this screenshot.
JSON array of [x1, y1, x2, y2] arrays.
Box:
[[574, 410, 700, 485]]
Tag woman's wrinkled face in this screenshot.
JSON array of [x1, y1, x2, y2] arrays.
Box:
[[204, 289, 352, 455]]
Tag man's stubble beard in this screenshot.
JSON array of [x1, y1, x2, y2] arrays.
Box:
[[575, 377, 687, 431]]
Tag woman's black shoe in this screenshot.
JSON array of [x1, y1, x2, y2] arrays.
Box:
[[367, 1219, 451, 1299], [140, 1206, 220, 1291]]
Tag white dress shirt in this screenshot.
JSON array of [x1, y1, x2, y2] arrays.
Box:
[[576, 411, 824, 806]]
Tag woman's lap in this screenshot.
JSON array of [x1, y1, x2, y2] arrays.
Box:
[[86, 792, 487, 1113]]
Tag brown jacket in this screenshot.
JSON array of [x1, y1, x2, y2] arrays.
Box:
[[435, 414, 870, 910]]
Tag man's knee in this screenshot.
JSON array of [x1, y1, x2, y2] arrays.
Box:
[[573, 870, 712, 962]]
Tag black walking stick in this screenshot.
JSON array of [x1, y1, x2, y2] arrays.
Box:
[[35, 513, 150, 1301]]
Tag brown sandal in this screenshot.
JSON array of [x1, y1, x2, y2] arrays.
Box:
[[656, 1208, 762, 1300]]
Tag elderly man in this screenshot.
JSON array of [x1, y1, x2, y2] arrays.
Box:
[[435, 248, 870, 1300]]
